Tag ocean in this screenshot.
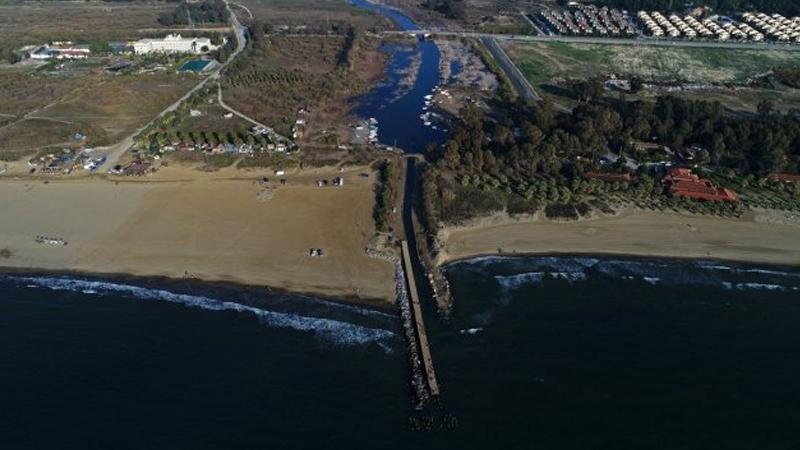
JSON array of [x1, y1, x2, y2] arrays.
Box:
[[2, 257, 799, 449]]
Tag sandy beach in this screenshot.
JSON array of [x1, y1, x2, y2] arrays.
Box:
[[0, 165, 395, 303], [437, 209, 800, 267]]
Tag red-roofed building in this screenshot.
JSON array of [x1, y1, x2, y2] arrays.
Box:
[[662, 167, 737, 202]]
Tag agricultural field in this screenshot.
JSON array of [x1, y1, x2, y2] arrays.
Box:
[[221, 33, 385, 139], [235, 0, 394, 31]]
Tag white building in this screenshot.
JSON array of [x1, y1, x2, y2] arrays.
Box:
[[132, 34, 219, 55], [28, 41, 91, 60]]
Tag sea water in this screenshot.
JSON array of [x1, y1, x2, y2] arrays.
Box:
[[3, 257, 799, 449]]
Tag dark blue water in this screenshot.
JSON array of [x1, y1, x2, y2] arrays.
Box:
[[0, 276, 410, 450], [449, 60, 463, 83], [350, 0, 447, 153], [431, 256, 800, 449], [3, 258, 800, 449]]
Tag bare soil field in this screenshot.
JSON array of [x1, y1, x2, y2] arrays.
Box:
[[0, 165, 395, 303], [437, 209, 800, 267]]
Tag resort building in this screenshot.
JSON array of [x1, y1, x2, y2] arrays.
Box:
[[28, 41, 91, 60], [662, 167, 737, 202], [132, 34, 220, 55]]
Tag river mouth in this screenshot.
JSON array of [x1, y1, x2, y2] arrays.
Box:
[[350, 0, 449, 154]]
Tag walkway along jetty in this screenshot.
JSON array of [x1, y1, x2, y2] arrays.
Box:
[[401, 240, 441, 398]]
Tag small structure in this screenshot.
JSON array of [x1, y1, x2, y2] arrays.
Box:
[[123, 161, 154, 176], [662, 167, 737, 202]]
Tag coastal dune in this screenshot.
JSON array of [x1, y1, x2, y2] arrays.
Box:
[[438, 210, 800, 266], [0, 173, 395, 303]]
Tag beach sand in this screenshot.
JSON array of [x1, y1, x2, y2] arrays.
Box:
[[0, 166, 395, 303], [437, 209, 800, 267]]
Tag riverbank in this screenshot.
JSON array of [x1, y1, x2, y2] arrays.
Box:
[[0, 165, 395, 304], [436, 208, 800, 267]]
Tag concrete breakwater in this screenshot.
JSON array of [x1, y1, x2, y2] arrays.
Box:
[[366, 247, 430, 407], [400, 241, 440, 398]]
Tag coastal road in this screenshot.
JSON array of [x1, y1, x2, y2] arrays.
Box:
[[386, 30, 800, 52], [101, 0, 248, 169]]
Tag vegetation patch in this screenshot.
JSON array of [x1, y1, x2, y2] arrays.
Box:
[[373, 160, 399, 233], [507, 42, 800, 84]]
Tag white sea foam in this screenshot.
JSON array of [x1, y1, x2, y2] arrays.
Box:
[[643, 277, 660, 285], [735, 283, 788, 291], [8, 276, 398, 351], [459, 327, 483, 335], [742, 268, 800, 278], [495, 271, 586, 290], [722, 281, 794, 291], [696, 262, 733, 271]]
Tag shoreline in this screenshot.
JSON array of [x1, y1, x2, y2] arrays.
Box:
[[435, 209, 800, 269], [439, 250, 800, 272], [0, 266, 398, 314], [0, 166, 396, 305]]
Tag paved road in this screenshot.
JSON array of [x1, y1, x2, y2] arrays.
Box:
[[480, 36, 540, 104], [388, 29, 800, 52], [480, 36, 572, 113], [101, 0, 248, 169], [519, 11, 545, 36]]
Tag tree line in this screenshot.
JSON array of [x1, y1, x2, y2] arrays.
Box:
[[431, 93, 800, 183], [422, 0, 467, 20], [157, 0, 229, 26]]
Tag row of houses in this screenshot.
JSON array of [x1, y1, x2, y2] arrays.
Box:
[[539, 6, 636, 37], [639, 10, 799, 42], [742, 12, 800, 43]]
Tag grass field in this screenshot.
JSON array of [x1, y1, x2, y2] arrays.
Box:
[[0, 72, 91, 118], [0, 1, 173, 52], [506, 42, 800, 84], [0, 71, 198, 158]]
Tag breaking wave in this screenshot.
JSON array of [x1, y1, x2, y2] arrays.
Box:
[[7, 276, 399, 352], [453, 256, 800, 293], [723, 282, 798, 292], [495, 271, 587, 290]]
